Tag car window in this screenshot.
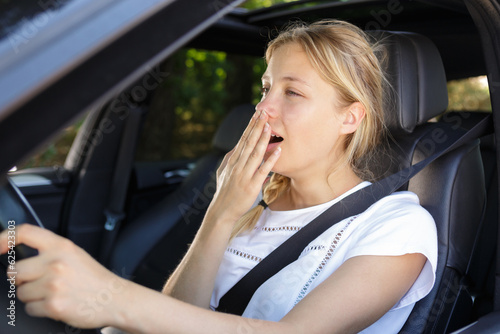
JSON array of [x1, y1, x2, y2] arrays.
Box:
[[447, 75, 491, 112], [135, 48, 266, 162], [9, 114, 86, 172], [9, 46, 267, 171], [15, 74, 491, 172], [11, 70, 491, 171]]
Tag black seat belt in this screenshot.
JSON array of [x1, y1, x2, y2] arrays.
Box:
[[217, 115, 493, 315], [99, 107, 143, 264]]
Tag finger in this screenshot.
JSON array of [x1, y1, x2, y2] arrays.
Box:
[[25, 300, 54, 319], [0, 228, 14, 254], [217, 148, 235, 177], [229, 110, 260, 163], [15, 254, 51, 285], [244, 122, 272, 172], [229, 110, 268, 167], [0, 224, 64, 254], [22, 278, 70, 322], [17, 277, 48, 302], [233, 111, 269, 170], [254, 145, 282, 182]]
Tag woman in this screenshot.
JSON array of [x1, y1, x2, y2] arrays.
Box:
[[0, 20, 437, 333]]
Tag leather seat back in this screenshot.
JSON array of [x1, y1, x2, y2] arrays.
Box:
[[368, 31, 487, 333]]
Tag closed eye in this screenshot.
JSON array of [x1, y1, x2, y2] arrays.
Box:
[[286, 89, 300, 97]]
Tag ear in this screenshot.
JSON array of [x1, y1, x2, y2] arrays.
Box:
[[340, 102, 366, 135]]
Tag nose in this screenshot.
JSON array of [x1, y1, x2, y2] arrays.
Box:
[[256, 94, 277, 119]]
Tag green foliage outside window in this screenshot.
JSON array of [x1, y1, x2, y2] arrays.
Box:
[[134, 49, 266, 162], [240, 0, 300, 10], [447, 76, 491, 111]]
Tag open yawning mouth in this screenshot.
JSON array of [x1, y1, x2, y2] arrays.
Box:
[[269, 133, 284, 144]]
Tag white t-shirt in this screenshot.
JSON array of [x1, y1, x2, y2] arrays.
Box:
[[210, 181, 438, 333]]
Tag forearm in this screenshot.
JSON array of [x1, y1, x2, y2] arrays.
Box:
[[115, 280, 297, 334], [162, 207, 234, 308]]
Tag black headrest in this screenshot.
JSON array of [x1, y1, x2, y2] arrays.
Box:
[[370, 31, 449, 134], [212, 104, 255, 152]]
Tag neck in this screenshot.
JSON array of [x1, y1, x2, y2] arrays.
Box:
[[270, 166, 364, 211]]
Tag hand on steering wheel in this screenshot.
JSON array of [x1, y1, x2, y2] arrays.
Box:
[[0, 224, 130, 329]]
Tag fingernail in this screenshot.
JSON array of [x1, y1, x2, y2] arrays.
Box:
[[264, 122, 270, 132], [260, 110, 267, 119], [253, 110, 260, 119], [274, 146, 281, 155]]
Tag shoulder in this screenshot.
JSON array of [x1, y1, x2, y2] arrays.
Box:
[[363, 191, 433, 223], [353, 190, 436, 238], [344, 190, 437, 260]]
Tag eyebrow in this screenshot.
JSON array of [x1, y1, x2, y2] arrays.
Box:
[[262, 75, 311, 87]]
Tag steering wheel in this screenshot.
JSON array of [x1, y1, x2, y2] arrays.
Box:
[[0, 177, 100, 334]]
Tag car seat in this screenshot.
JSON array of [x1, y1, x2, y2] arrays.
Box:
[[366, 31, 489, 333], [439, 111, 498, 321], [108, 104, 255, 289]]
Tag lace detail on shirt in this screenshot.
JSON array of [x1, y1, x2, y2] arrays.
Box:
[[294, 216, 358, 306], [301, 245, 326, 255], [256, 225, 302, 232], [226, 247, 262, 262]]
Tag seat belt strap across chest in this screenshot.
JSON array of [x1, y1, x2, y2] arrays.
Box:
[[216, 115, 492, 315]]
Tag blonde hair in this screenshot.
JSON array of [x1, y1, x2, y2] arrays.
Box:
[[230, 20, 387, 241]]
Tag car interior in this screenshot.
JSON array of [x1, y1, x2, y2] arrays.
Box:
[[1, 0, 499, 333]]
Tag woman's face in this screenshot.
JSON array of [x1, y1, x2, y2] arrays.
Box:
[[257, 42, 350, 179]]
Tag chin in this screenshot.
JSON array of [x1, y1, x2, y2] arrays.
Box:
[[269, 162, 289, 177]]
